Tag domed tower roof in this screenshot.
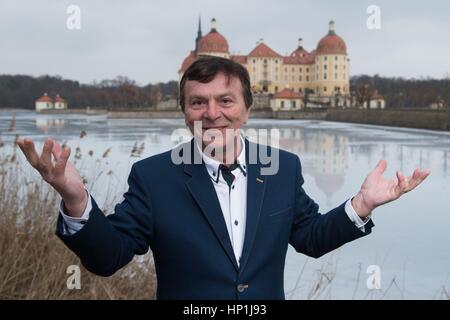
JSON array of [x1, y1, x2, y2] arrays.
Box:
[[179, 50, 196, 73], [197, 18, 229, 54], [316, 20, 347, 55]]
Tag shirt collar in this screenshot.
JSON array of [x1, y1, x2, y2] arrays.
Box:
[[195, 135, 247, 182]]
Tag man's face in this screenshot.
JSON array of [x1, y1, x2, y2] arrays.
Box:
[[183, 72, 250, 152]]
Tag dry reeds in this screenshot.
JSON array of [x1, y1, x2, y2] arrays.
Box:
[[0, 137, 156, 300]]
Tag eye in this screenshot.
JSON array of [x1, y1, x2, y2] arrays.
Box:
[[221, 98, 233, 105], [191, 100, 206, 108]]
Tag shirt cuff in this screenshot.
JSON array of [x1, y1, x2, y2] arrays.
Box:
[[345, 198, 372, 233], [59, 189, 92, 235]]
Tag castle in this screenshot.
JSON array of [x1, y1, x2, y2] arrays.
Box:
[[179, 18, 351, 109]]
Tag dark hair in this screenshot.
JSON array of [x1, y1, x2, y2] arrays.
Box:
[[179, 56, 253, 111]]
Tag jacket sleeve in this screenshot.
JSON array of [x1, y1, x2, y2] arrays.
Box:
[[56, 162, 153, 276], [289, 156, 374, 258]]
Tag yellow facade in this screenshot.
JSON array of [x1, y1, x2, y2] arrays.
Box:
[[180, 19, 350, 105]]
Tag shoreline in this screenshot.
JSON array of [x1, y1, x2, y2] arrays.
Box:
[[2, 108, 449, 132]]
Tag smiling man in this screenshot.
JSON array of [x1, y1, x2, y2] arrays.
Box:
[[16, 56, 429, 299], [181, 58, 251, 164]]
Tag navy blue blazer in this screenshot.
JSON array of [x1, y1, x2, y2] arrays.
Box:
[[57, 139, 373, 299]]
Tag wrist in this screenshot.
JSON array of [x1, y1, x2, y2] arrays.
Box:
[[351, 192, 373, 219], [62, 190, 88, 218]]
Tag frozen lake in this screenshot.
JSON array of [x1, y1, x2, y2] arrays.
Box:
[[1, 110, 449, 299]]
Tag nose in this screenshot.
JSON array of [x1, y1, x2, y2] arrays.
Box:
[[204, 100, 221, 121]]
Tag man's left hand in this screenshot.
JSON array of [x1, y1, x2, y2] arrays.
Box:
[[351, 159, 430, 218]]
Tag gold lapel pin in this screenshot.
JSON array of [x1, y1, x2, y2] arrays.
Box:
[[256, 178, 264, 183]]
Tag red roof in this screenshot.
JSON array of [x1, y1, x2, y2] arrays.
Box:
[[55, 94, 66, 103], [231, 55, 247, 64], [198, 30, 229, 54], [36, 93, 52, 103], [372, 90, 384, 100], [290, 46, 309, 58], [179, 50, 196, 73], [274, 88, 303, 99], [248, 42, 282, 58], [283, 48, 316, 65], [317, 34, 347, 55], [307, 50, 317, 63]]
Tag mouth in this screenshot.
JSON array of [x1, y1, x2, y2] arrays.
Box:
[[202, 126, 230, 130]]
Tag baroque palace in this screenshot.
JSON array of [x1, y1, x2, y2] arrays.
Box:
[[179, 18, 356, 110]]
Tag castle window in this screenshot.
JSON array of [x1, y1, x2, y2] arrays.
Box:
[[324, 64, 327, 70], [324, 56, 328, 61], [281, 101, 285, 108], [306, 75, 309, 81], [299, 75, 302, 81], [335, 56, 338, 61], [324, 87, 327, 92], [306, 67, 309, 73], [299, 67, 302, 73], [334, 64, 338, 70], [334, 73, 338, 80], [291, 67, 295, 73], [324, 73, 327, 80]]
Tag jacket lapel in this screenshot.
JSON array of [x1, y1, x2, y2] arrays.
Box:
[[239, 139, 267, 274], [184, 139, 239, 271]]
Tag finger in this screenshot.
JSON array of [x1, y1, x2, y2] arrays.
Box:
[[40, 139, 54, 171], [54, 145, 71, 175], [20, 138, 40, 167], [52, 140, 63, 159], [409, 169, 430, 189], [374, 159, 387, 175], [395, 170, 408, 193]]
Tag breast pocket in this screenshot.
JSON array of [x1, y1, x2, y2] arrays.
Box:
[[263, 205, 293, 222]]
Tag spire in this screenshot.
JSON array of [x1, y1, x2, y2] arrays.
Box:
[[195, 15, 202, 54], [298, 38, 303, 48], [197, 15, 202, 36], [211, 17, 217, 32], [328, 20, 336, 35]]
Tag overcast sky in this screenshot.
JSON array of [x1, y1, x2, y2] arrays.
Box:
[[1, 0, 449, 85]]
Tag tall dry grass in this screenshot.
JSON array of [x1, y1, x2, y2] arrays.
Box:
[[0, 134, 156, 299]]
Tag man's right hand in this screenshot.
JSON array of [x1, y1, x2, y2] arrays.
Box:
[[16, 138, 88, 218]]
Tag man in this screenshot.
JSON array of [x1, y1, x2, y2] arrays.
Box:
[[16, 57, 429, 299]]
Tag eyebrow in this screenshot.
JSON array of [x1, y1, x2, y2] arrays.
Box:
[[188, 92, 237, 102]]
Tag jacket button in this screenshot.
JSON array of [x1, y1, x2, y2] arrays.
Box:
[[237, 284, 248, 293]]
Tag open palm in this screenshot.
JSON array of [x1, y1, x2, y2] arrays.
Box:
[[354, 159, 430, 217]]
